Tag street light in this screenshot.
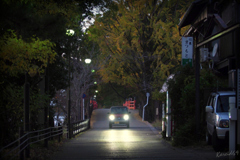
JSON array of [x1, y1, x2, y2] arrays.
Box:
[[66, 29, 74, 139], [85, 58, 91, 64], [82, 58, 91, 120], [66, 29, 75, 36]]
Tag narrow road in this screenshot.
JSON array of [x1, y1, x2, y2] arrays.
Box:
[[52, 109, 227, 160]]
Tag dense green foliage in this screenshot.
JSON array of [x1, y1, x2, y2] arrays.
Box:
[[88, 0, 193, 121], [167, 66, 228, 146], [0, 0, 106, 147], [90, 0, 192, 93], [97, 82, 132, 108]]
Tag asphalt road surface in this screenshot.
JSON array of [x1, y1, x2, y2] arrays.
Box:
[[52, 109, 228, 160]]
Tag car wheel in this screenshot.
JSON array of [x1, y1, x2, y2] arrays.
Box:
[[212, 129, 224, 152], [206, 131, 212, 145], [109, 123, 112, 129]]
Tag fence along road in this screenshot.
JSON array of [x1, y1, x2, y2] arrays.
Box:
[[51, 109, 228, 160]]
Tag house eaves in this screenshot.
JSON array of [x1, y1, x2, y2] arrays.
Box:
[[178, 0, 208, 29]]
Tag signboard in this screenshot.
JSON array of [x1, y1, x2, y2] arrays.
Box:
[[182, 37, 193, 67], [82, 93, 86, 99]]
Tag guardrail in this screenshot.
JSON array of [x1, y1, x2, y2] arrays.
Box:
[[71, 119, 90, 137], [0, 119, 90, 160], [0, 126, 63, 160]]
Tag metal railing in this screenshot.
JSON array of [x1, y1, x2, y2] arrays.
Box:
[[0, 126, 63, 160], [71, 119, 89, 137], [0, 119, 90, 160]]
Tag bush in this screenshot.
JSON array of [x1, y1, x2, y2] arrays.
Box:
[[167, 65, 227, 146], [172, 119, 196, 146]]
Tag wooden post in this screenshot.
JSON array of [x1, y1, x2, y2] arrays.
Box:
[[58, 126, 62, 142]]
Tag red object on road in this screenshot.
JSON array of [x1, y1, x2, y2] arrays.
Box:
[[123, 98, 136, 110]]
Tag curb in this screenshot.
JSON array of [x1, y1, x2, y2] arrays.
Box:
[[143, 120, 162, 139]]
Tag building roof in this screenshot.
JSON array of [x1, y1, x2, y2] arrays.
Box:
[[178, 0, 208, 29]]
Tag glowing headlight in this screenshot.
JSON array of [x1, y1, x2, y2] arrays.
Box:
[[123, 114, 129, 120], [109, 115, 115, 120]]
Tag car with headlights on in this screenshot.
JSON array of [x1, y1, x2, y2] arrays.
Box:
[[108, 106, 131, 128]]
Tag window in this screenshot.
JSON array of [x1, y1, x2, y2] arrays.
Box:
[[217, 95, 234, 112], [111, 107, 128, 113]]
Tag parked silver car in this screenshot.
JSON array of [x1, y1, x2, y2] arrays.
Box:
[[205, 91, 235, 151]]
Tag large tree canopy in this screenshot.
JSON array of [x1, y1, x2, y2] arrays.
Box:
[[89, 0, 192, 97], [0, 30, 56, 77], [0, 0, 109, 146]]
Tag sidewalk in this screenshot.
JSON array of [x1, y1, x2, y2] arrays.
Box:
[[144, 120, 230, 160]]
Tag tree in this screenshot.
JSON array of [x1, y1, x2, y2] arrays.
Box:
[[0, 30, 56, 77], [0, 0, 108, 146], [70, 57, 98, 121], [89, 0, 193, 102]]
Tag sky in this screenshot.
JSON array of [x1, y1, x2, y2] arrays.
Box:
[[82, 7, 104, 32]]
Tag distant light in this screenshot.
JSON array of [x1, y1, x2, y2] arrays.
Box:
[[94, 95, 96, 98], [94, 81, 97, 84], [85, 59, 91, 64], [95, 90, 98, 93], [66, 29, 75, 36], [91, 69, 95, 73]]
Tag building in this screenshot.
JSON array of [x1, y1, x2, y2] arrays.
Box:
[[179, 0, 240, 84], [178, 0, 240, 154]]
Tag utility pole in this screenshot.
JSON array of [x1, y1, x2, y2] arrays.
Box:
[[195, 47, 200, 138], [44, 67, 49, 147], [68, 53, 71, 139], [194, 34, 200, 139], [235, 27, 240, 160], [24, 73, 30, 158]]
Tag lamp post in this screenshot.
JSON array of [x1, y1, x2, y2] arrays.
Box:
[[66, 29, 74, 139], [82, 59, 91, 120]]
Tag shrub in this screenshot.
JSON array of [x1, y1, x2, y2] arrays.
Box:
[[167, 65, 227, 146]]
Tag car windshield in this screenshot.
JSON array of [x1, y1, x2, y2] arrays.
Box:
[[111, 107, 128, 114], [217, 95, 234, 112]]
